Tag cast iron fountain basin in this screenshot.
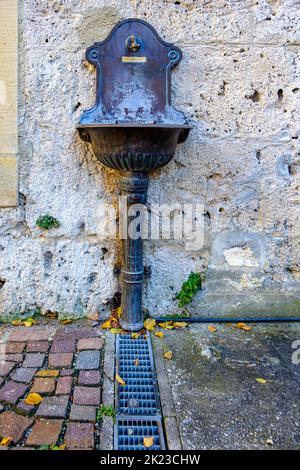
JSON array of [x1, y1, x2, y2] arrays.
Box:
[[77, 123, 190, 171]]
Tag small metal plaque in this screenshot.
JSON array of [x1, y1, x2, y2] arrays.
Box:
[[121, 56, 147, 63]]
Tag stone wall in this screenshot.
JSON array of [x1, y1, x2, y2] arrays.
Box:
[[0, 0, 299, 319]]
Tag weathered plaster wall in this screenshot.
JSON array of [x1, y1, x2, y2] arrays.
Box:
[[0, 0, 299, 319]]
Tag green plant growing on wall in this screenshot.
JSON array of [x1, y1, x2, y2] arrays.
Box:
[[176, 272, 202, 308], [36, 214, 60, 230]]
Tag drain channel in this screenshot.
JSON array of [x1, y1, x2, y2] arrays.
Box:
[[114, 333, 166, 450]]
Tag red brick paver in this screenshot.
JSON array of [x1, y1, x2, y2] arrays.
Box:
[[27, 341, 49, 353], [0, 321, 106, 450], [77, 338, 103, 351], [48, 353, 73, 368], [73, 386, 101, 406], [0, 363, 16, 376], [30, 378, 56, 395], [50, 339, 76, 353], [0, 342, 26, 353], [56, 376, 72, 395], [0, 411, 32, 443], [78, 370, 101, 385], [0, 353, 23, 362], [26, 419, 63, 447], [64, 422, 94, 449]]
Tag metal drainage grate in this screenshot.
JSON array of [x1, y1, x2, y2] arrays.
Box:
[[114, 333, 166, 450], [115, 416, 165, 451]]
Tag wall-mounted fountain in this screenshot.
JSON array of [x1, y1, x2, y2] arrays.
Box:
[[77, 19, 191, 331]]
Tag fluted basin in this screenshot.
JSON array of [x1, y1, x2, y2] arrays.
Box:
[[77, 123, 190, 172]]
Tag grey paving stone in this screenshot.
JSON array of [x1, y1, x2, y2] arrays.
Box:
[[36, 395, 69, 418], [22, 353, 45, 368], [0, 362, 16, 376], [75, 351, 100, 370], [11, 367, 37, 384], [69, 404, 96, 422], [78, 370, 101, 385], [0, 381, 28, 405]]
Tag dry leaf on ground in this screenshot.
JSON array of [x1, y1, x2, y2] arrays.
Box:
[[24, 318, 36, 327], [143, 437, 154, 448], [208, 325, 217, 332], [173, 322, 188, 328], [25, 393, 43, 405], [101, 320, 111, 329], [164, 351, 173, 360], [131, 333, 140, 339], [36, 370, 59, 377], [234, 322, 252, 331], [110, 328, 122, 334], [144, 318, 156, 331], [255, 378, 267, 384], [154, 331, 164, 338], [51, 444, 66, 450], [158, 322, 174, 329], [0, 437, 12, 447], [116, 306, 122, 318], [116, 374, 126, 386]]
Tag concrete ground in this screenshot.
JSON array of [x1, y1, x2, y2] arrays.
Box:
[[152, 322, 300, 450], [0, 320, 114, 450]]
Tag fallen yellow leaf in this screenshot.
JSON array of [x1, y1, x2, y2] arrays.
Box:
[[101, 320, 111, 329], [143, 437, 154, 448], [116, 306, 122, 318], [12, 320, 22, 326], [159, 322, 175, 330], [235, 322, 252, 331], [208, 325, 217, 332], [131, 333, 140, 339], [60, 319, 72, 325], [144, 318, 156, 331], [25, 393, 43, 405], [36, 370, 59, 377], [164, 351, 173, 360], [116, 374, 126, 386], [24, 318, 36, 327], [0, 437, 12, 447], [134, 358, 139, 367], [255, 378, 267, 384], [110, 327, 122, 334], [154, 331, 164, 338], [52, 444, 66, 450], [173, 322, 188, 328]]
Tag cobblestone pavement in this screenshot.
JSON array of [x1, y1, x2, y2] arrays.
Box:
[[0, 320, 113, 450]]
